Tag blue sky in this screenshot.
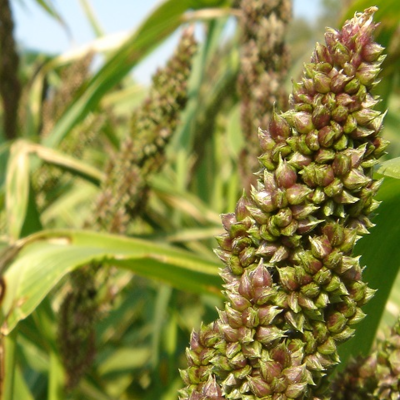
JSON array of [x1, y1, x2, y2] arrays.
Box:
[[12, 0, 323, 83]]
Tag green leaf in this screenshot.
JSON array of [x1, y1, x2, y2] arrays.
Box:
[[3, 329, 18, 400], [5, 139, 103, 240], [40, 182, 98, 228], [98, 347, 151, 376], [101, 84, 147, 116], [380, 268, 400, 329], [383, 109, 400, 153], [1, 230, 222, 334], [35, 0, 68, 29], [95, 281, 151, 346], [182, 7, 241, 23], [12, 364, 35, 400], [20, 181, 42, 238], [338, 177, 400, 367], [30, 142, 104, 185], [77, 0, 104, 38], [48, 351, 65, 400], [151, 285, 172, 368], [78, 380, 116, 400], [189, 0, 230, 7], [376, 157, 400, 179], [150, 176, 221, 225], [227, 103, 244, 158], [6, 141, 30, 241], [164, 227, 224, 243], [160, 378, 185, 400]]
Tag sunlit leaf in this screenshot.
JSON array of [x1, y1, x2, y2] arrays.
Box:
[[1, 230, 222, 334], [48, 351, 65, 400], [34, 0, 68, 30], [151, 176, 221, 225], [98, 347, 152, 376], [40, 183, 98, 228], [5, 141, 30, 241], [77, 0, 104, 38], [376, 157, 400, 179], [164, 227, 223, 243], [5, 139, 103, 240], [3, 329, 18, 400], [30, 142, 104, 186]]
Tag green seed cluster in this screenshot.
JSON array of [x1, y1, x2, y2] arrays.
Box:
[[94, 28, 197, 233], [179, 7, 387, 400], [238, 0, 291, 188], [331, 318, 400, 400]]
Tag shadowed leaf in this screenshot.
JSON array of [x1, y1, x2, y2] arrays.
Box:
[[338, 177, 400, 367]]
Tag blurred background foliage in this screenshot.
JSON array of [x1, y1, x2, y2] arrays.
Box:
[[0, 0, 399, 399]]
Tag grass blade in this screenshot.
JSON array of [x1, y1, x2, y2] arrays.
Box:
[[2, 330, 17, 400], [377, 157, 400, 179], [1, 230, 222, 334], [48, 351, 65, 400], [30, 142, 104, 186], [5, 141, 30, 241], [35, 0, 67, 28], [338, 177, 400, 367], [151, 285, 172, 368], [77, 0, 104, 38]]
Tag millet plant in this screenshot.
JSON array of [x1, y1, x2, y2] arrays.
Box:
[[0, 2, 400, 400], [179, 7, 393, 400]]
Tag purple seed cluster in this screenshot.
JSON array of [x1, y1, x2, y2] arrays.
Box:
[[179, 7, 387, 400]]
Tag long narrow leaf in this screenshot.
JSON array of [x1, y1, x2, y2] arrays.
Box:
[[78, 0, 104, 38], [12, 365, 35, 400], [338, 177, 400, 367], [151, 176, 221, 225], [35, 0, 68, 30], [376, 157, 400, 179], [30, 142, 104, 185], [3, 330, 17, 400], [5, 139, 103, 241], [48, 351, 65, 400], [5, 142, 30, 241], [1, 230, 222, 335], [151, 285, 172, 368]]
